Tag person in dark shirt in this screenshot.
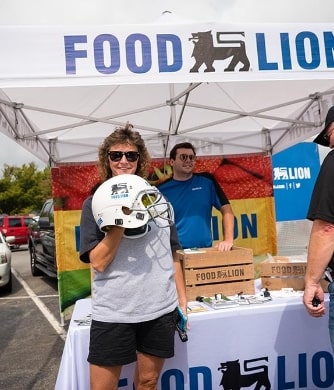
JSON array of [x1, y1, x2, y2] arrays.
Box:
[[303, 106, 334, 351]]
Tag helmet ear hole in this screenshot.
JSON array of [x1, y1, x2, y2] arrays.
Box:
[[122, 206, 132, 215]]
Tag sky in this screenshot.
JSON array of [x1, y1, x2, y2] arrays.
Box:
[[1, 0, 334, 26], [0, 133, 46, 170], [0, 0, 333, 169]]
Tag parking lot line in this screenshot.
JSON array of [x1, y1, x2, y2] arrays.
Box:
[[12, 267, 67, 341]]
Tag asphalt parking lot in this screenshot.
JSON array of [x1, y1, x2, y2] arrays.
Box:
[[0, 247, 68, 389]]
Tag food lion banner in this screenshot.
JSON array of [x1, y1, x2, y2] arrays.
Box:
[[272, 142, 321, 221], [1, 23, 334, 86], [52, 153, 276, 315], [55, 298, 334, 390]]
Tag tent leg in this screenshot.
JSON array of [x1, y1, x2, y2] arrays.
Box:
[[60, 312, 65, 327]]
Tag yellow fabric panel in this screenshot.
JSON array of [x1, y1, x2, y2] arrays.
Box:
[[55, 210, 90, 272], [212, 197, 277, 256]]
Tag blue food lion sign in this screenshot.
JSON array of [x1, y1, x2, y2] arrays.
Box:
[[272, 142, 320, 221]]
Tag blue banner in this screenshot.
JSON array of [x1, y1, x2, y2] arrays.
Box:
[[272, 142, 320, 221]]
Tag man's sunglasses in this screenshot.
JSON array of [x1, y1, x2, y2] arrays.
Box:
[[178, 154, 196, 162], [107, 151, 140, 162]]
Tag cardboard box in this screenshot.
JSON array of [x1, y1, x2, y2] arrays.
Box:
[[178, 247, 255, 300], [260, 256, 329, 291]]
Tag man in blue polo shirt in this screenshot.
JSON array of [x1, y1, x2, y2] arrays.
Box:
[[158, 142, 234, 251]]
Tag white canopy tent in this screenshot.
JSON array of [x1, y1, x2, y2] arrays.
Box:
[[0, 81, 333, 166], [0, 1, 334, 165]]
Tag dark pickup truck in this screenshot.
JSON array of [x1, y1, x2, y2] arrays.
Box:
[[28, 199, 57, 278]]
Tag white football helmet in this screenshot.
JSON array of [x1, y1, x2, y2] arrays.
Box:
[[92, 174, 174, 232]]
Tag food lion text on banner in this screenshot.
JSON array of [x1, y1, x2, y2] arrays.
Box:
[[63, 27, 334, 76]]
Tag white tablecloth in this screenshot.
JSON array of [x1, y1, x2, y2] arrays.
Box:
[[56, 293, 334, 390]]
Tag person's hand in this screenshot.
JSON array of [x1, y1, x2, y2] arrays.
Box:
[[177, 306, 190, 330], [303, 284, 326, 317], [215, 240, 233, 252]]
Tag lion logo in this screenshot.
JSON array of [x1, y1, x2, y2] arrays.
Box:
[[218, 357, 271, 389], [111, 183, 128, 195], [189, 31, 250, 73]]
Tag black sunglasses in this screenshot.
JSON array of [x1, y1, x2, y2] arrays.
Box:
[[107, 151, 140, 162], [178, 153, 196, 162]]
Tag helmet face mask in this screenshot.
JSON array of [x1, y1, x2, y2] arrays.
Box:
[[92, 174, 174, 233], [133, 189, 174, 228]]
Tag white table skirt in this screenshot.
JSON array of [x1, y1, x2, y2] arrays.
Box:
[[56, 292, 334, 390]]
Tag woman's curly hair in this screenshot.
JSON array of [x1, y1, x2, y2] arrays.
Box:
[[97, 123, 151, 181]]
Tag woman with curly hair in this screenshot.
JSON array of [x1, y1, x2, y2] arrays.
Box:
[[79, 122, 187, 390], [97, 123, 151, 181]]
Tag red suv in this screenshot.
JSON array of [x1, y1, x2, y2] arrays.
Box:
[[0, 215, 34, 248]]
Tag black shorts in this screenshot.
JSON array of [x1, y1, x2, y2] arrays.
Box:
[[88, 309, 178, 366]]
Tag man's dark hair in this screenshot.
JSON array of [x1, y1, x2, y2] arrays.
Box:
[[169, 142, 196, 160]]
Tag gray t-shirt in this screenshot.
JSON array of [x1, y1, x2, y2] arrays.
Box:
[[79, 195, 181, 323]]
